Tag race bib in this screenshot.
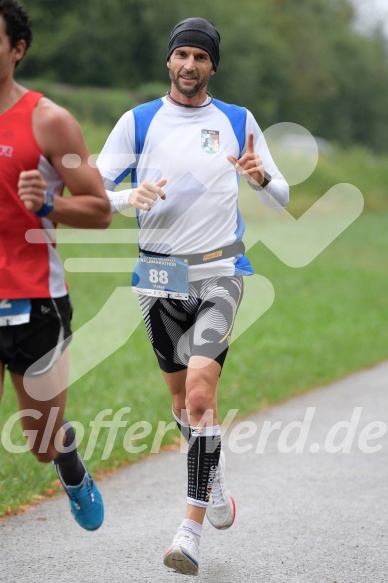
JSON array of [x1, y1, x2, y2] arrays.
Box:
[[132, 255, 189, 300], [0, 299, 31, 326]]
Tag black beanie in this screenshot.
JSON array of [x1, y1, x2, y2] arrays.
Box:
[[166, 17, 221, 71]]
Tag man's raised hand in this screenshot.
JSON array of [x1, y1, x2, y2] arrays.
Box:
[[227, 131, 266, 188]]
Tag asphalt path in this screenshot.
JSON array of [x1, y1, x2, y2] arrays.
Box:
[[1, 361, 387, 583]]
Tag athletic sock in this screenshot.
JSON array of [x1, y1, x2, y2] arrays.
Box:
[[53, 420, 86, 486], [187, 425, 221, 506], [178, 518, 202, 545]]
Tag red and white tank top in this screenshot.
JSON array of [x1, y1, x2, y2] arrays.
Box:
[[0, 91, 67, 299]]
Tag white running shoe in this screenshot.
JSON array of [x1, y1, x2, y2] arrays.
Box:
[[206, 451, 236, 530], [163, 530, 200, 575]]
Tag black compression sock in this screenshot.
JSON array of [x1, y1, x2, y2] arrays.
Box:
[[54, 420, 86, 486], [187, 427, 221, 504]]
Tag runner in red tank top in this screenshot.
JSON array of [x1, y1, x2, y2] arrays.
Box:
[[0, 0, 111, 531]]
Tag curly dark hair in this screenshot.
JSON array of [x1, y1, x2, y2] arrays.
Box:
[[0, 0, 32, 61]]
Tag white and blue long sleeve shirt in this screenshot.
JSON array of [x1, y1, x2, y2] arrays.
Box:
[[97, 95, 289, 281]]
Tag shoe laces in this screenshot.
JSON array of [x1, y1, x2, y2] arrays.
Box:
[[210, 455, 229, 507], [67, 474, 95, 509]]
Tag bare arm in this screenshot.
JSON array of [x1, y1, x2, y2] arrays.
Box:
[[18, 98, 111, 229]]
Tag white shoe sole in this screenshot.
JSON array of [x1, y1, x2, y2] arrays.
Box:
[[164, 545, 199, 575]]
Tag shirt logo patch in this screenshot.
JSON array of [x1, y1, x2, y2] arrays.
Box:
[[201, 130, 219, 154], [0, 145, 13, 157]]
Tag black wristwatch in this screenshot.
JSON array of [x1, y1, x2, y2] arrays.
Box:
[[261, 170, 272, 188], [35, 190, 55, 217]]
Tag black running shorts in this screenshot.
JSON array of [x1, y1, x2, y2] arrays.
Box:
[[0, 296, 73, 376], [138, 276, 244, 373]]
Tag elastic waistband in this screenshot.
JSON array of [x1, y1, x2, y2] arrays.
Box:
[[139, 241, 245, 266]]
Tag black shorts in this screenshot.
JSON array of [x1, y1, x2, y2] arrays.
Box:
[[138, 276, 244, 373], [0, 296, 73, 376]]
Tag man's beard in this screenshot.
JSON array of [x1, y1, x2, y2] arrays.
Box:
[[169, 71, 208, 97]]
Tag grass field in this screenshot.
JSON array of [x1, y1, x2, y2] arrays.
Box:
[[0, 128, 387, 516]]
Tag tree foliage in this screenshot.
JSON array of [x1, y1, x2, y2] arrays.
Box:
[[19, 0, 388, 151]]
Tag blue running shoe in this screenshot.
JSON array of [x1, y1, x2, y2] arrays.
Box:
[[55, 454, 104, 531]]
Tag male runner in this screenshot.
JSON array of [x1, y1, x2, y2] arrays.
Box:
[[0, 0, 111, 530], [98, 17, 289, 573]]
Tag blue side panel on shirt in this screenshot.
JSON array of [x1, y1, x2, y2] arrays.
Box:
[[212, 99, 247, 157], [115, 99, 163, 186], [234, 254, 254, 276], [233, 206, 254, 275], [212, 99, 253, 276], [121, 99, 164, 225], [114, 167, 132, 185], [133, 98, 164, 156], [235, 206, 245, 241]]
